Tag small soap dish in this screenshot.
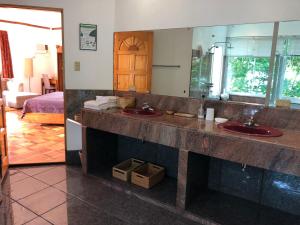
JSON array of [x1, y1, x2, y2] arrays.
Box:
[[165, 110, 175, 115], [215, 117, 228, 123]]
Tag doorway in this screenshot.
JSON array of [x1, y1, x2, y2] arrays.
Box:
[[0, 5, 65, 168]]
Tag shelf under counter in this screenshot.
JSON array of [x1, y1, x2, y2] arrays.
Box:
[[82, 127, 179, 209]]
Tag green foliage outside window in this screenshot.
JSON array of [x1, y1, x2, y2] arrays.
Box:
[[228, 57, 270, 95], [282, 56, 300, 98], [228, 56, 300, 99], [190, 58, 201, 90]]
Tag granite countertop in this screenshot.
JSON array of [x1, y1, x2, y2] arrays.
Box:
[[81, 108, 300, 176], [90, 108, 300, 151]]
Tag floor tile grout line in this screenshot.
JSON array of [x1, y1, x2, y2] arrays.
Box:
[[10, 200, 45, 224], [4, 173, 69, 224], [7, 172, 32, 184], [19, 166, 59, 177], [8, 183, 66, 225], [11, 177, 69, 202], [18, 167, 68, 187], [24, 198, 70, 224], [21, 216, 55, 225], [3, 166, 69, 203], [39, 200, 69, 217], [11, 185, 50, 202]]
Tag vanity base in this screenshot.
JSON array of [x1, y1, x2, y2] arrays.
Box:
[[82, 127, 300, 225]]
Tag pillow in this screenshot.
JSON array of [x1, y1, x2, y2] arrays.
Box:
[[7, 79, 24, 92]]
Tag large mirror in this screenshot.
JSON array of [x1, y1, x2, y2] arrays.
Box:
[[113, 20, 300, 107], [190, 22, 274, 104]]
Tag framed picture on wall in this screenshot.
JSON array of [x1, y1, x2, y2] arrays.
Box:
[[79, 23, 97, 51]]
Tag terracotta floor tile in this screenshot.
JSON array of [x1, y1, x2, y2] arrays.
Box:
[[7, 110, 65, 165]]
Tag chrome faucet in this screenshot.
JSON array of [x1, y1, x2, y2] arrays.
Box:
[[244, 116, 255, 127], [142, 102, 154, 112]]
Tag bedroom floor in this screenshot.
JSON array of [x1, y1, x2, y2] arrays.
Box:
[[6, 109, 65, 165]]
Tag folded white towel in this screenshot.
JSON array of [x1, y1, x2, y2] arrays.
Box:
[[98, 102, 117, 110], [96, 96, 119, 104], [84, 100, 99, 107], [84, 100, 117, 110], [84, 105, 100, 111], [84, 100, 101, 107]]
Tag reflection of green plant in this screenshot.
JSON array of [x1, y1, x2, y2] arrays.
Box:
[[190, 58, 201, 89], [229, 57, 269, 95], [282, 80, 300, 97], [288, 56, 300, 74], [190, 54, 213, 90], [282, 56, 300, 98]]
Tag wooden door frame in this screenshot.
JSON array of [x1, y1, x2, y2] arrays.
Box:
[[0, 4, 66, 166]]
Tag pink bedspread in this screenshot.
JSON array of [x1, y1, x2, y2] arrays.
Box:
[[22, 92, 64, 115]]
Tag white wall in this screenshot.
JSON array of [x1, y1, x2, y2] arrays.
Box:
[[152, 28, 192, 97], [115, 0, 300, 31], [0, 0, 116, 90]]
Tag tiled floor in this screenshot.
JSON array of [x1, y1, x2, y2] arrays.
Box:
[[0, 165, 200, 225], [6, 110, 65, 165]]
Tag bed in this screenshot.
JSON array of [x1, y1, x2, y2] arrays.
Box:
[[22, 92, 64, 124]]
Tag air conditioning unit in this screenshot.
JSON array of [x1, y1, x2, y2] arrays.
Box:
[[36, 44, 48, 54]]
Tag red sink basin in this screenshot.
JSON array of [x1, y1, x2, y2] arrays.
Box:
[[123, 108, 162, 117], [218, 121, 283, 137]]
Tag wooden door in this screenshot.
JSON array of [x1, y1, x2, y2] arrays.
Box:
[[56, 45, 64, 91], [114, 32, 153, 93], [0, 129, 8, 179], [0, 80, 8, 182]]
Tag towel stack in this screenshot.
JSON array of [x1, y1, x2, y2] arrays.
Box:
[[84, 96, 119, 111]]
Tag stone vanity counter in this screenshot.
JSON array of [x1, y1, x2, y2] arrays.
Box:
[[81, 108, 300, 177]]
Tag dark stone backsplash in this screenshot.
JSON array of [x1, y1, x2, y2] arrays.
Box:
[[65, 89, 300, 131]]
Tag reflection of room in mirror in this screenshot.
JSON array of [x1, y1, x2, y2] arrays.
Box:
[[151, 28, 192, 97], [113, 21, 300, 107], [190, 20, 300, 108]]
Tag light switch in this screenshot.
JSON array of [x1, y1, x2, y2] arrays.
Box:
[[74, 61, 80, 71]]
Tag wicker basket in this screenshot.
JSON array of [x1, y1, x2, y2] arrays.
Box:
[[131, 163, 165, 189], [112, 158, 144, 182], [117, 97, 136, 109]]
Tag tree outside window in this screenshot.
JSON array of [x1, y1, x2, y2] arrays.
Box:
[[282, 56, 300, 99], [226, 56, 270, 96]]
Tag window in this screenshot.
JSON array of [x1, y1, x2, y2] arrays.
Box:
[[190, 21, 300, 106], [272, 32, 300, 104], [226, 56, 270, 96], [224, 33, 273, 97]]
